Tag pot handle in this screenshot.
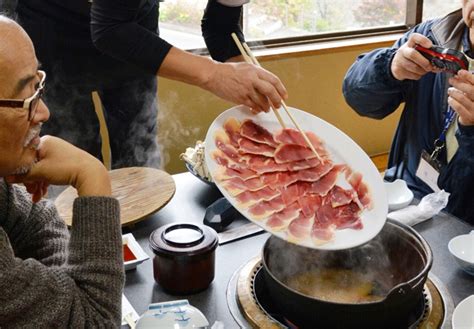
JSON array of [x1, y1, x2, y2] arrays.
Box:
[[410, 274, 426, 290], [384, 282, 413, 301]]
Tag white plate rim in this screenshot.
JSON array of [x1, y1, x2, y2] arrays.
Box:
[[452, 294, 474, 328], [204, 105, 387, 250]]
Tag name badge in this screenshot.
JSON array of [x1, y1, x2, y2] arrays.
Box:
[[416, 150, 441, 192]]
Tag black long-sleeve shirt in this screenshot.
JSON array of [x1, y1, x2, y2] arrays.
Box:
[[12, 0, 244, 76]]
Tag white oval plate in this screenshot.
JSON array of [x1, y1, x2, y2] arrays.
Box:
[[205, 105, 387, 250]]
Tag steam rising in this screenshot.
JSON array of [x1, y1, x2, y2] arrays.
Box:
[[265, 223, 427, 302], [157, 90, 202, 168]]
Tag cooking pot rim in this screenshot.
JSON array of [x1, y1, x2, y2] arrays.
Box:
[[261, 219, 433, 305]]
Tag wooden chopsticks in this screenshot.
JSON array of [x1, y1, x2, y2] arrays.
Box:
[[231, 33, 286, 128], [231, 33, 322, 161]]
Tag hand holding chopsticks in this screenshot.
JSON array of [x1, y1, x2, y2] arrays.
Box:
[[231, 33, 322, 161], [231, 34, 285, 128]]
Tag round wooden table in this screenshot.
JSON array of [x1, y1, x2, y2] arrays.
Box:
[[55, 167, 176, 226]]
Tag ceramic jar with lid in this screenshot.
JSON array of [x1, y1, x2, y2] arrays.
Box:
[[149, 223, 218, 295]]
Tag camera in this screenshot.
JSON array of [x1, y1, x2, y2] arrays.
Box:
[[415, 44, 469, 73]]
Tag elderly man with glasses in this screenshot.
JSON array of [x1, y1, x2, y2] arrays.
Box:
[[0, 16, 124, 327]]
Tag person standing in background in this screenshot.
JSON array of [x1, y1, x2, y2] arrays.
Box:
[[2, 0, 287, 169]]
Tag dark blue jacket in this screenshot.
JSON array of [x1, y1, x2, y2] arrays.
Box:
[[343, 10, 474, 223]]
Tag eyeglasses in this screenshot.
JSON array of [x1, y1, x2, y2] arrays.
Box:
[[0, 70, 46, 121]]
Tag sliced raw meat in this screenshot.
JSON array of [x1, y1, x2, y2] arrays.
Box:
[[219, 176, 264, 196], [214, 130, 241, 162], [270, 172, 299, 189], [260, 172, 281, 186], [238, 136, 275, 157], [266, 202, 301, 231], [287, 158, 322, 171], [288, 212, 314, 240], [292, 161, 333, 182], [211, 116, 374, 246], [347, 171, 372, 210], [266, 216, 289, 231], [307, 164, 346, 196], [336, 203, 363, 229], [240, 119, 277, 147], [223, 117, 242, 148], [234, 186, 280, 208], [297, 194, 322, 217], [275, 128, 331, 159], [215, 166, 259, 182], [274, 144, 318, 164], [278, 183, 303, 205], [316, 202, 362, 230], [275, 128, 323, 149], [212, 148, 251, 167], [248, 196, 286, 220], [311, 224, 336, 242], [211, 151, 257, 181], [247, 155, 288, 174], [248, 156, 322, 174], [327, 186, 357, 208]]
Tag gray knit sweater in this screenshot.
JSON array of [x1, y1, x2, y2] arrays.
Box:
[[0, 179, 124, 328]]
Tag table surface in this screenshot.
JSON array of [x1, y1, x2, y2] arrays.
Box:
[[123, 172, 474, 327]]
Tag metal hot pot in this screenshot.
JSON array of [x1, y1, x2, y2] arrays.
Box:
[[262, 219, 433, 328]]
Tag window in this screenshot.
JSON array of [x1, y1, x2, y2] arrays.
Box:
[[243, 0, 407, 42], [159, 0, 462, 51], [159, 0, 208, 50], [423, 0, 460, 21]]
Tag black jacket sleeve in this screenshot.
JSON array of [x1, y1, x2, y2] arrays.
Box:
[[90, 0, 172, 75], [201, 0, 244, 62]]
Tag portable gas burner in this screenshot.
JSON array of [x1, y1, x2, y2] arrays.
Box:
[[227, 257, 454, 329]]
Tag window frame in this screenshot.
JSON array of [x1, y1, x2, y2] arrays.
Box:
[[245, 0, 424, 50], [183, 0, 424, 52]]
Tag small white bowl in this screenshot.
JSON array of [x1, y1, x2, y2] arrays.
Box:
[[448, 231, 474, 276], [122, 233, 149, 271], [384, 179, 414, 211], [452, 295, 474, 329]]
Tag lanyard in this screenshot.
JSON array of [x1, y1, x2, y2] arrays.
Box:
[[430, 106, 456, 162], [429, 40, 467, 163]]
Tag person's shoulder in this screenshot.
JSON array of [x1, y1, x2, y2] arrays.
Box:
[[413, 18, 442, 35], [216, 0, 249, 7], [416, 9, 462, 29]]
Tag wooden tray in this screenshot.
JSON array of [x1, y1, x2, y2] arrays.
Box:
[[54, 167, 176, 226]]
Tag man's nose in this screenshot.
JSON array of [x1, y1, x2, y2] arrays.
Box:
[[32, 99, 50, 123]]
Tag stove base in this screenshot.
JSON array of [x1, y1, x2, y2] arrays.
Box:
[[226, 257, 454, 329]]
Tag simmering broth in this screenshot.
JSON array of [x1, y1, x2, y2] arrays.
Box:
[[284, 268, 383, 303]]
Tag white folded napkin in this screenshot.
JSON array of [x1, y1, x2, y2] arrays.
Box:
[[387, 190, 450, 226]]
